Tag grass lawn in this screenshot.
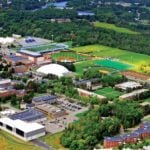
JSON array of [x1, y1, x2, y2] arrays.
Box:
[[72, 45, 150, 71], [93, 22, 139, 34], [94, 87, 123, 99], [144, 97, 150, 103], [40, 132, 67, 150], [0, 130, 41, 150], [143, 117, 150, 122], [51, 51, 89, 62]]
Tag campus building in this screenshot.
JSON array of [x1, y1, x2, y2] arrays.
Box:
[[119, 89, 149, 100], [77, 88, 106, 100], [32, 94, 57, 106], [4, 55, 33, 67], [36, 104, 68, 119], [0, 79, 11, 87], [37, 64, 71, 77], [0, 117, 45, 141], [9, 109, 47, 123], [104, 122, 150, 148], [16, 50, 51, 65], [115, 81, 142, 91]]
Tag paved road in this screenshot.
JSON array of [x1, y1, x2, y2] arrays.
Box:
[[32, 139, 52, 150]]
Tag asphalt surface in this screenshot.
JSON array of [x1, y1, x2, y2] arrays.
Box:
[[32, 139, 52, 150]]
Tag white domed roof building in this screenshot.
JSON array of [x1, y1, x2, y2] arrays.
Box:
[[37, 64, 70, 77]]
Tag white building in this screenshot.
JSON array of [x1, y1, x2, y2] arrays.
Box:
[[0, 117, 45, 141], [37, 63, 71, 77], [119, 89, 149, 100], [115, 81, 142, 91], [0, 109, 15, 117]]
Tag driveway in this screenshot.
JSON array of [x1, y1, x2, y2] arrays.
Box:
[[32, 139, 52, 150]]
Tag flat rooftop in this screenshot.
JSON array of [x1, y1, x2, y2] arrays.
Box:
[[0, 117, 44, 133], [32, 95, 57, 103], [115, 81, 142, 89], [9, 109, 46, 122]]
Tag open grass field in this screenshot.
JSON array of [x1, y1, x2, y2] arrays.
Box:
[[95, 59, 132, 71], [52, 51, 89, 62], [72, 45, 150, 71], [144, 97, 150, 103], [0, 130, 41, 150], [40, 132, 67, 150], [94, 87, 123, 99], [93, 22, 139, 34]]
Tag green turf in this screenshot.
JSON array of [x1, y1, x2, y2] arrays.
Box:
[[51, 52, 89, 61], [94, 87, 123, 99], [74, 60, 120, 75], [94, 22, 139, 34], [27, 43, 66, 52], [95, 59, 132, 71], [72, 45, 150, 71]]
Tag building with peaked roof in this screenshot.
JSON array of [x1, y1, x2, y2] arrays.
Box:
[[0, 117, 45, 141]]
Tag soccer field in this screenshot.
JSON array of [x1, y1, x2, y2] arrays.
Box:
[[95, 59, 132, 71], [94, 87, 123, 99]]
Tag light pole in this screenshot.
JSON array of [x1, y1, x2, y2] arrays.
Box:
[[51, 34, 54, 43]]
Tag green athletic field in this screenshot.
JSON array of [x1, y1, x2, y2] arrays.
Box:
[[74, 60, 119, 75], [94, 87, 123, 99], [51, 52, 89, 62], [94, 22, 139, 34], [72, 45, 150, 69], [95, 59, 132, 71], [27, 43, 67, 52]]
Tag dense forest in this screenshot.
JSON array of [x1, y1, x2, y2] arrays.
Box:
[[61, 101, 143, 150], [0, 8, 149, 55]]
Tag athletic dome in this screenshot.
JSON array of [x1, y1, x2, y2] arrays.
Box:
[[37, 64, 70, 77]]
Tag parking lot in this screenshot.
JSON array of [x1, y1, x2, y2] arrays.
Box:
[[44, 99, 88, 134]]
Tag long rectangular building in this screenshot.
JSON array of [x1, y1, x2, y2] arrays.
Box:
[[0, 117, 45, 141]]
